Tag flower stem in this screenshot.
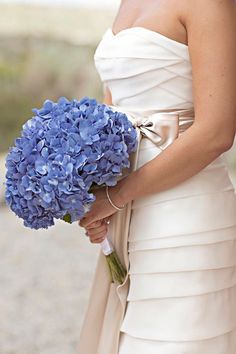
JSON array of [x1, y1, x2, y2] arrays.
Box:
[[105, 251, 127, 284]]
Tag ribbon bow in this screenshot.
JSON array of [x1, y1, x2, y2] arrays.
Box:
[[109, 105, 195, 151]]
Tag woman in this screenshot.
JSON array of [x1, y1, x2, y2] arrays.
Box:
[[78, 1, 236, 353]]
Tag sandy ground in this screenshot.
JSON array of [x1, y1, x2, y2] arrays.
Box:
[[0, 206, 100, 354]]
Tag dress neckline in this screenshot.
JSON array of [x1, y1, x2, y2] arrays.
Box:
[[108, 26, 189, 48]]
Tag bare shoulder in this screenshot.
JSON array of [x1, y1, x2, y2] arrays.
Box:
[[180, 0, 236, 39], [179, 0, 236, 16]]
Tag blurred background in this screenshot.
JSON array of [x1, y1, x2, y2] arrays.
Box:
[[0, 1, 235, 353]]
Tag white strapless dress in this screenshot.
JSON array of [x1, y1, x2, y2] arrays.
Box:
[[93, 27, 236, 354]]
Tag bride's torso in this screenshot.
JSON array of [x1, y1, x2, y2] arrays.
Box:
[[93, 1, 234, 184], [93, 1, 235, 226]]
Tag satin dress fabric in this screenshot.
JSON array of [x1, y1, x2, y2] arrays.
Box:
[[78, 27, 236, 354]]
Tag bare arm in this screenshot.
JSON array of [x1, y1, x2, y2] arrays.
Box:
[[109, 0, 236, 207]]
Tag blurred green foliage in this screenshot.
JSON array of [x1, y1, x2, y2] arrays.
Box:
[[0, 36, 103, 152]]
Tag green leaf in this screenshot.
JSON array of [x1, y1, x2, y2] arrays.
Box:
[[63, 214, 72, 224], [89, 182, 106, 193]]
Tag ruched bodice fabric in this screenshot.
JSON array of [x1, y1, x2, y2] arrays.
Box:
[[91, 27, 236, 354], [94, 27, 193, 112]]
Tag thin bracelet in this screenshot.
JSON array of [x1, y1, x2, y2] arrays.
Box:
[[106, 185, 125, 211]]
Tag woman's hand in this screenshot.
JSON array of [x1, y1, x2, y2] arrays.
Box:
[[83, 218, 110, 244], [78, 185, 122, 243]]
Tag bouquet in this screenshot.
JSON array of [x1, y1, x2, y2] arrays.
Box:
[[5, 96, 138, 284]]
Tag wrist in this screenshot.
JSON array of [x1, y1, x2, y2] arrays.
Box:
[[108, 175, 134, 207]]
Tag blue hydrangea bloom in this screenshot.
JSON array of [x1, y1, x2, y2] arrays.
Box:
[[5, 96, 138, 229]]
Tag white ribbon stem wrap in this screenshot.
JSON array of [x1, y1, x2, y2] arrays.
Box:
[[100, 236, 114, 256]]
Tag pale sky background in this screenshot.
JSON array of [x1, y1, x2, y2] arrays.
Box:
[[0, 0, 120, 8]]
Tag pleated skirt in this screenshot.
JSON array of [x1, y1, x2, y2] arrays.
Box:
[[118, 137, 236, 354]]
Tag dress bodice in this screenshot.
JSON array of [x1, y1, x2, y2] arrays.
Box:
[[94, 27, 193, 115]]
